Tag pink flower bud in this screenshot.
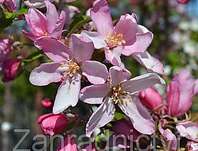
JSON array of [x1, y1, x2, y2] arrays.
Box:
[[57, 135, 78, 151], [177, 0, 190, 4], [139, 88, 162, 110], [2, 59, 21, 82], [37, 113, 68, 136], [41, 98, 53, 109], [167, 70, 196, 117]]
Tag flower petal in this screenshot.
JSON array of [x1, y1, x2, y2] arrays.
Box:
[[45, 1, 58, 33], [81, 31, 107, 49], [114, 14, 137, 46], [29, 62, 62, 86], [82, 61, 108, 84], [122, 73, 165, 94], [80, 84, 109, 104], [86, 98, 115, 137], [25, 8, 47, 35], [132, 52, 164, 74], [119, 96, 155, 135], [53, 75, 81, 114], [35, 37, 71, 62], [109, 66, 131, 86], [176, 121, 198, 142], [71, 34, 94, 63], [105, 47, 124, 67], [91, 0, 113, 37], [122, 25, 153, 56], [159, 128, 177, 151]]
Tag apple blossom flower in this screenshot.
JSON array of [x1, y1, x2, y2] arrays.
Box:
[[30, 34, 108, 114], [2, 58, 21, 82], [57, 135, 78, 151], [176, 121, 198, 142], [24, 1, 65, 41], [81, 66, 165, 136], [82, 0, 163, 74], [139, 87, 163, 110], [167, 69, 198, 117], [37, 113, 68, 136]]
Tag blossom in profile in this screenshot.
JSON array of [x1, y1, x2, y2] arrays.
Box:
[[81, 66, 165, 136], [37, 113, 68, 136], [0, 38, 12, 68], [41, 98, 53, 109], [167, 69, 198, 117], [82, 0, 163, 74], [30, 34, 108, 114], [24, 1, 65, 41]]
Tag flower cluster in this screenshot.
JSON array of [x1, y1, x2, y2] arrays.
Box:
[[0, 0, 197, 150]]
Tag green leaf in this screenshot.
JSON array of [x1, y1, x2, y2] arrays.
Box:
[[67, 14, 90, 36]]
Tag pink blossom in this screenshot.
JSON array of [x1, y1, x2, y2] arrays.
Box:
[[176, 121, 198, 142], [56, 135, 78, 151], [37, 113, 68, 136], [24, 1, 65, 41], [30, 34, 108, 114], [167, 69, 198, 117], [41, 98, 53, 109], [139, 87, 163, 110], [82, 0, 163, 74], [81, 66, 165, 136], [2, 58, 21, 82], [0, 38, 12, 66]]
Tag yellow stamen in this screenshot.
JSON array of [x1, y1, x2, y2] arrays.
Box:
[[105, 32, 126, 48]]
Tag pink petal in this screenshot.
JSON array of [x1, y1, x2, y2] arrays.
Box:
[[29, 62, 62, 86], [50, 10, 66, 38], [159, 128, 177, 151], [45, 1, 59, 33], [105, 47, 124, 67], [25, 8, 47, 36], [176, 121, 198, 142], [81, 61, 108, 84], [91, 0, 113, 37], [122, 25, 153, 56], [194, 80, 198, 95], [71, 34, 94, 63], [109, 66, 131, 86], [122, 73, 165, 94], [80, 84, 109, 104], [114, 14, 137, 46], [35, 37, 71, 62], [57, 135, 78, 151], [53, 74, 81, 114], [86, 98, 115, 137], [81, 31, 107, 49], [167, 81, 180, 116], [119, 96, 155, 135], [132, 52, 164, 74]]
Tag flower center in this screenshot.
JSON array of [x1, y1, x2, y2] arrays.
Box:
[[111, 85, 127, 105], [105, 32, 126, 48], [60, 60, 80, 78]]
